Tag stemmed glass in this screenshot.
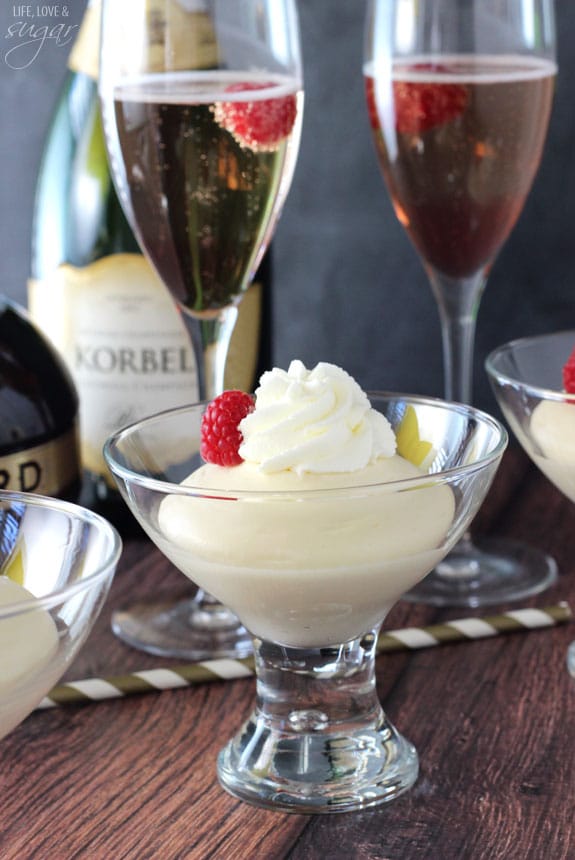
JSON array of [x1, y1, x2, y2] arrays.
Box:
[[105, 393, 507, 812], [99, 0, 303, 657], [364, 0, 557, 606]]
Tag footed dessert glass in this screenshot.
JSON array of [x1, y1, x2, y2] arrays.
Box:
[[0, 491, 121, 741], [105, 394, 506, 813], [486, 330, 575, 676]]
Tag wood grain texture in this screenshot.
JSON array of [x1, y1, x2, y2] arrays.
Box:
[[1, 450, 574, 859]]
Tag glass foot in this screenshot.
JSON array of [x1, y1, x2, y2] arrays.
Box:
[[217, 632, 418, 813], [218, 709, 418, 814], [111, 593, 253, 660], [404, 535, 558, 608]]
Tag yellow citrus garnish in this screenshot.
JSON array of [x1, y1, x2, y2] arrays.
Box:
[[1, 543, 26, 587], [396, 405, 434, 467]]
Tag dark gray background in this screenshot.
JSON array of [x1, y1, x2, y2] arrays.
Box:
[[1, 0, 574, 416]]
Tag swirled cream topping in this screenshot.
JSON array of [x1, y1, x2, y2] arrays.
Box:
[[238, 360, 396, 474]]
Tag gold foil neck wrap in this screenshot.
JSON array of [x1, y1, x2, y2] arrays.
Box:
[[144, 0, 219, 72], [68, 0, 218, 80]]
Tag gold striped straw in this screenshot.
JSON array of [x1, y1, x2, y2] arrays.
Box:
[[37, 602, 571, 710]]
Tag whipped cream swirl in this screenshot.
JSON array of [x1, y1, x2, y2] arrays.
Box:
[[238, 360, 396, 474]]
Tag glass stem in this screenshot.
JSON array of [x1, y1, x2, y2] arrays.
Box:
[[180, 304, 239, 611], [187, 591, 244, 629], [181, 304, 239, 401], [217, 625, 419, 810], [428, 268, 487, 405], [428, 268, 487, 550], [254, 630, 382, 733]]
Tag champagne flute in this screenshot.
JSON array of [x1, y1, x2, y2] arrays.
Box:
[[364, 0, 557, 606], [99, 0, 303, 656]]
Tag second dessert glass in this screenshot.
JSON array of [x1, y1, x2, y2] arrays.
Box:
[[105, 393, 506, 813], [486, 330, 575, 676]]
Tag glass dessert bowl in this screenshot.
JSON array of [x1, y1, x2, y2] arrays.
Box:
[[486, 329, 575, 676], [105, 362, 506, 814], [0, 491, 122, 741]]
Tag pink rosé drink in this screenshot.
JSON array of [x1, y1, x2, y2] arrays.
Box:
[[365, 56, 556, 279]]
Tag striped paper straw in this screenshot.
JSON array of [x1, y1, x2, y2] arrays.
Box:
[[37, 602, 571, 710]]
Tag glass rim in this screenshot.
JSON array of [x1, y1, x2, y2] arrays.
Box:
[[104, 391, 508, 499], [0, 491, 122, 621], [485, 329, 575, 402]]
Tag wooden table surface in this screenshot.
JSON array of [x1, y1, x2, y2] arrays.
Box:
[[1, 446, 574, 860]]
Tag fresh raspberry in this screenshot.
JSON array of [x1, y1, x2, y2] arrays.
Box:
[[393, 64, 468, 135], [215, 81, 297, 151], [200, 390, 255, 466], [562, 345, 575, 394]]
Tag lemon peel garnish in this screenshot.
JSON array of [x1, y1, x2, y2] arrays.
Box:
[[1, 543, 26, 587], [396, 405, 434, 468]]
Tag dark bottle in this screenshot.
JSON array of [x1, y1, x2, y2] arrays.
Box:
[[0, 297, 80, 501]]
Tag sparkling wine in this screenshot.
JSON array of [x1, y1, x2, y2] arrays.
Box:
[[111, 72, 303, 316], [365, 55, 556, 279]]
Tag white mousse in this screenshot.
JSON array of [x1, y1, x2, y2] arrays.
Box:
[[0, 577, 60, 736], [157, 362, 455, 647], [530, 399, 575, 503]]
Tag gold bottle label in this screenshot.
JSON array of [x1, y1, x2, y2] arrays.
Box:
[[29, 254, 198, 485], [29, 256, 263, 484], [0, 427, 79, 496]]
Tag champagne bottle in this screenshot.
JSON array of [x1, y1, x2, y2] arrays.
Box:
[[0, 297, 80, 501], [28, 0, 271, 524]]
